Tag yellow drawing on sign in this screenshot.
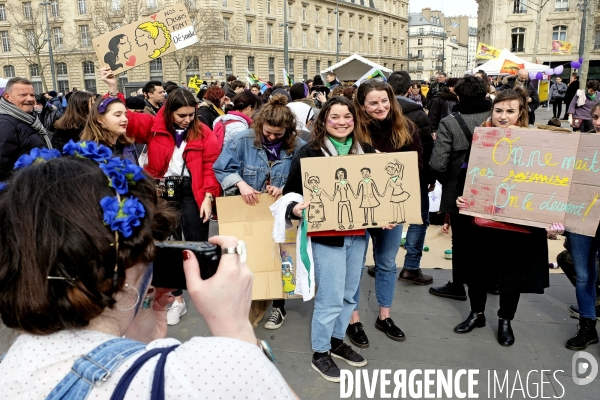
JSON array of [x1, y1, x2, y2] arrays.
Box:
[[135, 21, 172, 59], [188, 76, 204, 93]]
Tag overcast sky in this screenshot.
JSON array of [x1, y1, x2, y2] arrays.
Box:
[[409, 0, 479, 17]]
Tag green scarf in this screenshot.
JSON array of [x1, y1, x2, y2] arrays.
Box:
[[587, 92, 597, 101], [328, 136, 353, 156]]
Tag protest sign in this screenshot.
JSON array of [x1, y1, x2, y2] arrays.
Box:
[[551, 40, 572, 54], [500, 60, 525, 75], [476, 43, 501, 60], [460, 127, 600, 236], [300, 152, 422, 232], [92, 4, 198, 74], [187, 76, 203, 93]]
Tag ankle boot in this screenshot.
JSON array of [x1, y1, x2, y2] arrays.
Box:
[[498, 319, 515, 346], [454, 311, 486, 333], [566, 317, 599, 350]]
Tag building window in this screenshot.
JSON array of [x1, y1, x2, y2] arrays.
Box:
[[222, 0, 228, 6], [147, 0, 157, 8], [3, 65, 15, 77], [350, 35, 354, 52], [1, 31, 10, 52], [246, 0, 251, 11], [316, 60, 321, 74], [368, 37, 371, 53], [328, 32, 332, 50], [288, 58, 294, 80], [302, 30, 307, 48], [149, 58, 163, 81], [50, 0, 59, 17], [223, 18, 229, 41], [29, 63, 40, 77], [52, 27, 63, 49], [246, 20, 252, 43], [78, 0, 87, 14], [268, 57, 275, 83], [328, 60, 332, 68], [23, 2, 33, 20], [555, 0, 569, 11], [0, 5, 6, 21], [56, 62, 68, 93], [552, 25, 567, 41], [418, 38, 423, 45], [328, 10, 331, 24], [26, 29, 36, 52], [303, 59, 308, 80], [55, 62, 67, 75], [316, 31, 320, 49], [225, 55, 233, 75], [316, 8, 319, 22], [302, 6, 306, 21], [511, 28, 525, 52], [513, 0, 527, 14], [248, 56, 255, 72], [266, 0, 271, 14], [83, 62, 96, 92], [111, 0, 121, 12], [288, 27, 293, 47], [80, 25, 91, 47], [186, 56, 200, 83], [82, 61, 95, 74], [267, 23, 273, 44]]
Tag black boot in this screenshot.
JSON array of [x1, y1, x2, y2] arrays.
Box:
[[454, 311, 486, 333], [430, 281, 467, 301], [498, 319, 515, 346], [566, 318, 599, 350]]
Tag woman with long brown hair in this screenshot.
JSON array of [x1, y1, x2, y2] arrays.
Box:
[[348, 79, 423, 349], [51, 91, 95, 151]]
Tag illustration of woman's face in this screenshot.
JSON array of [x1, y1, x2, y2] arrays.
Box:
[[118, 36, 132, 59], [386, 166, 396, 175], [308, 179, 318, 188], [337, 171, 345, 180], [361, 169, 370, 178], [135, 29, 152, 50]]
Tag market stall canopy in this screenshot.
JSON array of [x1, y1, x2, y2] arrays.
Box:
[[319, 54, 392, 81], [470, 49, 549, 75]]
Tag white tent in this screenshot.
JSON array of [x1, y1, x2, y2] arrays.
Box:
[[471, 49, 548, 75], [319, 54, 392, 81]]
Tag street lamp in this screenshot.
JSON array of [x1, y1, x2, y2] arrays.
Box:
[[335, 0, 340, 62], [40, 1, 57, 91], [279, 0, 289, 71]]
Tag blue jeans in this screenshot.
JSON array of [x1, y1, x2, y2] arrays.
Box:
[[567, 228, 600, 319], [353, 225, 404, 310], [311, 235, 367, 352], [403, 185, 431, 270]]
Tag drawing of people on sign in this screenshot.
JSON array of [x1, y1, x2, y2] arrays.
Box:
[[304, 173, 333, 229], [331, 168, 356, 230], [135, 21, 172, 59], [356, 167, 382, 226], [381, 159, 410, 224], [104, 34, 132, 70]]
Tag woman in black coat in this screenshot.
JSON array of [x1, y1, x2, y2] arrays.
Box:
[[51, 91, 95, 151], [562, 75, 580, 120]]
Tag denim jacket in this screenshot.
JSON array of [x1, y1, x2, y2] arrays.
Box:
[[213, 129, 305, 195]]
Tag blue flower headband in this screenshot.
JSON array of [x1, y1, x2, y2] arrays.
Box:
[[12, 140, 147, 288]]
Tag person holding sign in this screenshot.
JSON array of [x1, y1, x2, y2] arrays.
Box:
[[455, 89, 565, 346], [347, 79, 423, 348], [213, 94, 304, 330]]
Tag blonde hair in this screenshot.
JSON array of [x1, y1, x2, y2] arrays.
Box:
[[137, 21, 172, 59]]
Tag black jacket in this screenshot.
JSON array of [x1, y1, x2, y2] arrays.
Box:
[[51, 125, 85, 151], [498, 77, 540, 112], [396, 96, 434, 186], [428, 91, 458, 132], [197, 103, 222, 128], [0, 113, 49, 181], [283, 142, 375, 247], [564, 79, 580, 108]]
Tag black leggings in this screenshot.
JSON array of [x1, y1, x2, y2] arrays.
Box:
[[172, 178, 210, 297], [468, 285, 521, 320], [552, 100, 563, 118]]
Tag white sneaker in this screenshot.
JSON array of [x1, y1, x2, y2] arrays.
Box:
[[167, 301, 187, 325], [264, 307, 286, 329]]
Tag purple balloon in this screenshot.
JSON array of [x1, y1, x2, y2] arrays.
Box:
[[579, 57, 584, 64], [545, 68, 554, 75], [554, 65, 564, 75], [571, 61, 581, 69], [535, 72, 543, 80]]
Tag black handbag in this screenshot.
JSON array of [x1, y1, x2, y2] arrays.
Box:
[[155, 159, 187, 201]]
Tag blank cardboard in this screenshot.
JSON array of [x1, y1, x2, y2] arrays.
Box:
[[217, 194, 284, 300], [92, 4, 198, 74], [300, 152, 422, 232], [461, 127, 600, 236]]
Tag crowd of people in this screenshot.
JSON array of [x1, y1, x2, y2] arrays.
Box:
[[0, 63, 599, 397]]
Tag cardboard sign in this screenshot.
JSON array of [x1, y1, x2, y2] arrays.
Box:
[[217, 194, 286, 300], [92, 4, 198, 74], [300, 152, 422, 232], [461, 127, 600, 236], [279, 221, 303, 300]]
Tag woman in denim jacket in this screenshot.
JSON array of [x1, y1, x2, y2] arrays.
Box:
[[213, 94, 304, 329]]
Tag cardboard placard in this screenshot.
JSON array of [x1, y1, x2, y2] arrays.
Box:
[[279, 221, 303, 300], [461, 127, 600, 236], [92, 4, 198, 74], [300, 152, 422, 232], [216, 194, 285, 300]]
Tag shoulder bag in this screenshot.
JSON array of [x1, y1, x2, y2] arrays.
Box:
[[155, 158, 187, 202]]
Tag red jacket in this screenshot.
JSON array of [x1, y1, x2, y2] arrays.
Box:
[[126, 107, 221, 208]]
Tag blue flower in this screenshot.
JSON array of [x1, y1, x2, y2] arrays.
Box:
[[105, 169, 129, 195], [100, 196, 120, 225], [122, 197, 146, 219], [98, 157, 124, 175], [120, 159, 145, 182], [62, 140, 80, 156], [14, 147, 60, 169], [0, 182, 7, 191], [78, 141, 113, 162], [100, 195, 146, 238]]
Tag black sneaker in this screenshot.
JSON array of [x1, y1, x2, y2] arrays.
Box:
[[429, 281, 467, 301], [264, 307, 286, 329], [367, 265, 376, 277], [331, 343, 367, 367], [311, 353, 341, 382]]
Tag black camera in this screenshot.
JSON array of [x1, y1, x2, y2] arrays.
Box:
[[151, 241, 221, 290]]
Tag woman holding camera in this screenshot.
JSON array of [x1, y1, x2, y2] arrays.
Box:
[[213, 94, 304, 330], [0, 148, 296, 399], [99, 67, 221, 325]]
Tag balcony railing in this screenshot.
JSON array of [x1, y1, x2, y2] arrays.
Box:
[[511, 47, 525, 52], [408, 54, 424, 59], [409, 31, 446, 37], [554, 7, 569, 12]]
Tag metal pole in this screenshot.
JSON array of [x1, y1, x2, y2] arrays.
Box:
[[578, 0, 588, 60], [335, 0, 339, 63], [406, 28, 410, 72], [40, 2, 57, 91], [283, 0, 288, 71], [442, 34, 445, 72], [579, 0, 596, 83]]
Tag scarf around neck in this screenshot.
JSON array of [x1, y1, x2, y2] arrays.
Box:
[[0, 98, 52, 148], [262, 136, 284, 161], [321, 136, 364, 157], [327, 136, 353, 156]]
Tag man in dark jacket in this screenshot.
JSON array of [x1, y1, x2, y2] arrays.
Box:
[[0, 77, 51, 181], [223, 74, 237, 99], [426, 72, 447, 105], [45, 90, 64, 112], [369, 71, 434, 285], [562, 74, 580, 120], [498, 69, 539, 124], [429, 75, 492, 300], [428, 78, 459, 134], [326, 71, 341, 89]]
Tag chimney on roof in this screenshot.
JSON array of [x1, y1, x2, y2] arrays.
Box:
[[422, 8, 431, 21]]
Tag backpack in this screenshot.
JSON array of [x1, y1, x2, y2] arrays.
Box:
[[213, 119, 239, 148]]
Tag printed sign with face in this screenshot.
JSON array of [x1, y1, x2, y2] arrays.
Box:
[[92, 4, 198, 74]]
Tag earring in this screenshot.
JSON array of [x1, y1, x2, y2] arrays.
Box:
[[115, 283, 140, 311]]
